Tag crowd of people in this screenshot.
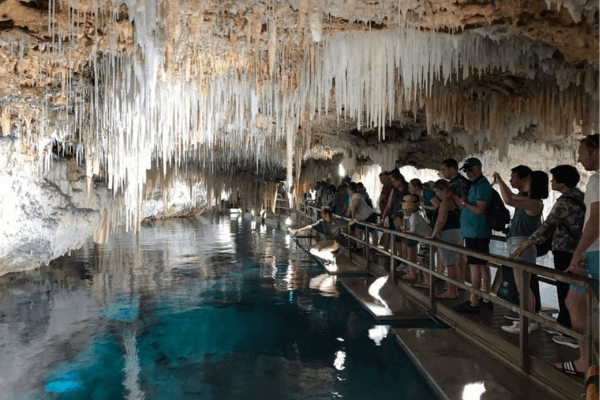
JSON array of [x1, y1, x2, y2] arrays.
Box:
[[295, 134, 599, 378]]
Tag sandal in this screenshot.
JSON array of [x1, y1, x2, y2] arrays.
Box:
[[555, 361, 584, 378], [413, 282, 429, 289]]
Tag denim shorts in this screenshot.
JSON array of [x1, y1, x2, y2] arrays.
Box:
[[570, 250, 600, 293]]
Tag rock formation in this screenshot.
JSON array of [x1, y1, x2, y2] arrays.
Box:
[[0, 0, 597, 273]]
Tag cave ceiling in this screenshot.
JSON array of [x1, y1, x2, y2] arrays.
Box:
[[0, 0, 598, 219]]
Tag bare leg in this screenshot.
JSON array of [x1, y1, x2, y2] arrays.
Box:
[[469, 264, 482, 305], [557, 290, 586, 373], [514, 271, 536, 311], [438, 263, 458, 298], [402, 246, 418, 280]]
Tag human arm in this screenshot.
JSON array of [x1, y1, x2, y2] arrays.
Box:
[[460, 198, 487, 215], [511, 201, 561, 257], [493, 172, 543, 214], [421, 191, 440, 212], [294, 224, 314, 237], [459, 179, 489, 215], [567, 200, 599, 273], [427, 200, 448, 238]]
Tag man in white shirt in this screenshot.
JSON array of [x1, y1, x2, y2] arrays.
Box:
[[556, 134, 599, 378]]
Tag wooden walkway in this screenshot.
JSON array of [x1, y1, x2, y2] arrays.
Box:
[[289, 229, 586, 400]]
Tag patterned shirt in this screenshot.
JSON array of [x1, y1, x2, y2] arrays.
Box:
[[528, 188, 585, 253], [449, 173, 471, 199]]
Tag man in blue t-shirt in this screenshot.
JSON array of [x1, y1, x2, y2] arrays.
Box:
[[454, 158, 493, 314]]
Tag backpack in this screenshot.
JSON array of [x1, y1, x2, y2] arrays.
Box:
[[487, 188, 511, 233]]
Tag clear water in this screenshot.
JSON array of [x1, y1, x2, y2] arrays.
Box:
[[0, 215, 440, 400]]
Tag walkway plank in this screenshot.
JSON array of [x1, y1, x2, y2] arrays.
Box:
[[394, 328, 562, 400]]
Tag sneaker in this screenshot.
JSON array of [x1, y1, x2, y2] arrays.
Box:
[[504, 311, 520, 321], [501, 321, 540, 334], [545, 329, 561, 335], [478, 298, 494, 310], [552, 335, 579, 349], [453, 301, 480, 314]]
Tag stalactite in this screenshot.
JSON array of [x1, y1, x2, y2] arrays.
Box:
[[0, 1, 595, 231]]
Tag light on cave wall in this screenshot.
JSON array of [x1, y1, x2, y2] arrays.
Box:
[[338, 163, 346, 177]]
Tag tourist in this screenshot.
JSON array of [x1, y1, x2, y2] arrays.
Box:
[[408, 178, 440, 228], [439, 158, 471, 282], [347, 182, 379, 248], [379, 170, 409, 262], [333, 182, 349, 216], [294, 207, 347, 267], [400, 197, 432, 281], [511, 165, 585, 345], [454, 157, 493, 314], [378, 171, 393, 249], [440, 158, 471, 198], [555, 134, 599, 378], [356, 182, 374, 208], [494, 167, 548, 334], [425, 180, 462, 298]]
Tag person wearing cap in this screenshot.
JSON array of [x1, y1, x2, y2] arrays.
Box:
[[400, 198, 432, 283], [454, 157, 493, 314]]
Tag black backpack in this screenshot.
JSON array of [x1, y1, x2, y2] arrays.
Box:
[[487, 188, 511, 233]]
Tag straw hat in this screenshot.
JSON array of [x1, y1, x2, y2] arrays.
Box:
[[402, 201, 418, 212], [403, 194, 418, 203]]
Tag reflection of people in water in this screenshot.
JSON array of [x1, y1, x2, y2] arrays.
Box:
[[293, 207, 347, 267]]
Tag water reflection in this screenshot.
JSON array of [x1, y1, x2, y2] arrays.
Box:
[[0, 215, 439, 400]]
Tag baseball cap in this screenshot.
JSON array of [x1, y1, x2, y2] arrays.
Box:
[[460, 158, 482, 170]]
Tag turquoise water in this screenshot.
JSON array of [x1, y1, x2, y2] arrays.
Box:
[[0, 215, 439, 400]]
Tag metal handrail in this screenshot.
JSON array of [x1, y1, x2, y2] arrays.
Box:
[[296, 203, 598, 375]]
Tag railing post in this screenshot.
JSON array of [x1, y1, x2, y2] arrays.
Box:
[[390, 234, 396, 281], [365, 225, 370, 272], [428, 244, 435, 310], [586, 286, 593, 370], [518, 267, 530, 372]]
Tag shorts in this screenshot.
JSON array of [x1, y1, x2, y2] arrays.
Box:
[[570, 250, 600, 293], [354, 213, 377, 231], [507, 236, 536, 263], [436, 228, 461, 265], [464, 237, 491, 265], [406, 239, 418, 248]]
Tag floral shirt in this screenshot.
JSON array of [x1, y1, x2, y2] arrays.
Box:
[[528, 188, 585, 253]]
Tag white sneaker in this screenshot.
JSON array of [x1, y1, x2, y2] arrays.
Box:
[[552, 335, 579, 349], [501, 321, 540, 334]]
